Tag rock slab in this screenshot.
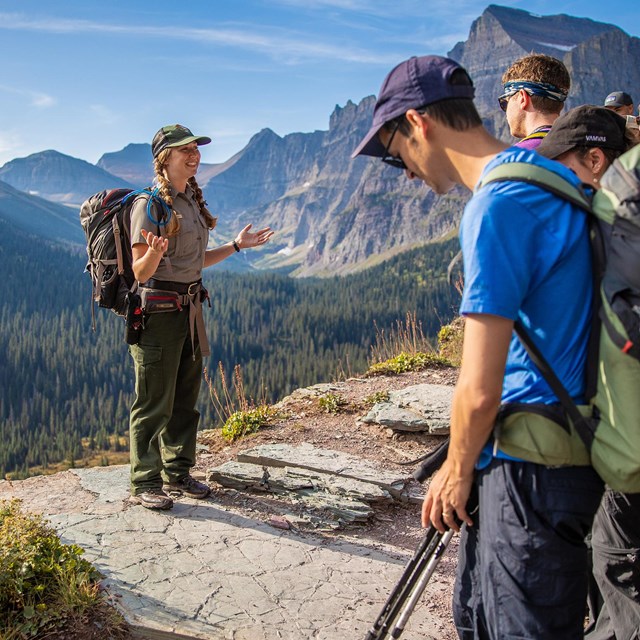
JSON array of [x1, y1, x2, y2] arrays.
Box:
[[362, 383, 453, 434], [236, 443, 408, 497], [0, 465, 451, 639]]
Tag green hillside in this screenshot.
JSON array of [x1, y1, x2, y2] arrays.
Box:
[[0, 225, 459, 478]]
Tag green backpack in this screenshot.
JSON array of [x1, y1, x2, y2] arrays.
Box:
[[477, 148, 640, 493]]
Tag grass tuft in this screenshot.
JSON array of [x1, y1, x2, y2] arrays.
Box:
[[318, 393, 347, 414], [363, 390, 391, 407]]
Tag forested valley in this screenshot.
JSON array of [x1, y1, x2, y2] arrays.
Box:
[[0, 225, 459, 478]]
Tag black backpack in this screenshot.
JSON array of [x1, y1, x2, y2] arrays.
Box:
[[79, 188, 168, 324]]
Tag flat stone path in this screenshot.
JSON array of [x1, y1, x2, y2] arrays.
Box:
[[0, 465, 453, 639]]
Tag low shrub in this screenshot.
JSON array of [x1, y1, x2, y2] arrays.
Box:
[[437, 316, 465, 366], [221, 406, 279, 442], [363, 390, 391, 407], [318, 393, 347, 414], [366, 351, 453, 376], [0, 499, 127, 639]]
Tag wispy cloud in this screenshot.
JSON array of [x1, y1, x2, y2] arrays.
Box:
[[89, 105, 120, 126], [270, 0, 481, 20], [0, 12, 403, 65], [0, 131, 22, 156], [271, 0, 395, 13], [0, 83, 56, 108]]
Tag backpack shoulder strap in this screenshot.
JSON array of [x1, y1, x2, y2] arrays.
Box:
[[514, 320, 596, 450], [478, 162, 593, 213]]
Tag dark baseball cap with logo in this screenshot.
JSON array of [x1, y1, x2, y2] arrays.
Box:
[[537, 105, 627, 159], [351, 55, 475, 159], [603, 91, 633, 109], [151, 124, 211, 159]]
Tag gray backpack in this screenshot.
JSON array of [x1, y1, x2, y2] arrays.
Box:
[[478, 151, 640, 492]]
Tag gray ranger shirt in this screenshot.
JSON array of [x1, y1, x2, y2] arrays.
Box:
[[130, 185, 209, 283]]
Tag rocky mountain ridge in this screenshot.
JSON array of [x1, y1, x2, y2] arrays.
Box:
[[1, 5, 639, 275], [0, 177, 85, 246], [0, 150, 137, 206]]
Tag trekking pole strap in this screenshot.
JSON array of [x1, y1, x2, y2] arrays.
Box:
[[513, 320, 596, 449], [413, 438, 450, 483]]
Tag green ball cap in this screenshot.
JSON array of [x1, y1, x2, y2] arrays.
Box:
[[151, 124, 211, 158]]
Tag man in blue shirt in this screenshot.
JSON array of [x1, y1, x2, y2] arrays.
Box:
[[352, 55, 604, 639]]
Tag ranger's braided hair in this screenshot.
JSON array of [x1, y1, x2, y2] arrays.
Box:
[[153, 149, 217, 237]]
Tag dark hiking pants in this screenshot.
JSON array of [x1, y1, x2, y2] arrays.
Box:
[[586, 489, 640, 640], [453, 458, 604, 639], [128, 309, 202, 494]]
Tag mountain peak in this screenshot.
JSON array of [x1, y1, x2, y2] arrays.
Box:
[[329, 96, 375, 131], [0, 149, 135, 205], [249, 128, 282, 144], [479, 4, 620, 54], [96, 143, 153, 187]]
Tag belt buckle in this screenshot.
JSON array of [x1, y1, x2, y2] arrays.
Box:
[[187, 282, 200, 296]]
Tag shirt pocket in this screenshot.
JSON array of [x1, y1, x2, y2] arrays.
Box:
[[175, 213, 209, 266]]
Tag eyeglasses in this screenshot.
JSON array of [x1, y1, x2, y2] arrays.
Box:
[[381, 120, 407, 170]]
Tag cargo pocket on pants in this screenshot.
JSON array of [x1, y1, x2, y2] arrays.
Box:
[[130, 345, 163, 403]]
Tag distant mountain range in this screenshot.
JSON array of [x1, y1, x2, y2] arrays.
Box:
[[0, 150, 137, 207], [0, 178, 85, 247], [1, 4, 639, 275]]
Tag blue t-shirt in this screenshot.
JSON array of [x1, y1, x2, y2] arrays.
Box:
[[459, 147, 592, 464]]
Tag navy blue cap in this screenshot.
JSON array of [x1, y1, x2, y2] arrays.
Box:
[[352, 55, 475, 159]]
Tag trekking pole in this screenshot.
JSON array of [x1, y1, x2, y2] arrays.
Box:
[[387, 527, 456, 638], [364, 439, 453, 640], [365, 522, 453, 639]]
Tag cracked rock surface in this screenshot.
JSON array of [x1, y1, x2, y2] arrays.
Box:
[[0, 465, 455, 639]]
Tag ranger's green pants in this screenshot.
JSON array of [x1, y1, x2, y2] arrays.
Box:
[[128, 309, 202, 495]]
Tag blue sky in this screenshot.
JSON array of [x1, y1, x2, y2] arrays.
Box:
[[0, 0, 638, 167]]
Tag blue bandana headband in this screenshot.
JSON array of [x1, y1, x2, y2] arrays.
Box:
[[501, 80, 568, 103]]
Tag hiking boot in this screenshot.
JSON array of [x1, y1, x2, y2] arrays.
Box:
[[163, 475, 211, 499], [129, 488, 174, 510]]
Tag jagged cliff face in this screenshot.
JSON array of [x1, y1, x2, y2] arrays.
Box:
[[208, 97, 468, 275], [204, 5, 639, 276], [564, 29, 640, 109], [3, 6, 639, 275], [450, 5, 621, 115]]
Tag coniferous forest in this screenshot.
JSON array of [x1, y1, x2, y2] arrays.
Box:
[[0, 224, 460, 478]]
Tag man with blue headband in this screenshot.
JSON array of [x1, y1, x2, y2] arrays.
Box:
[[500, 54, 570, 149]]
